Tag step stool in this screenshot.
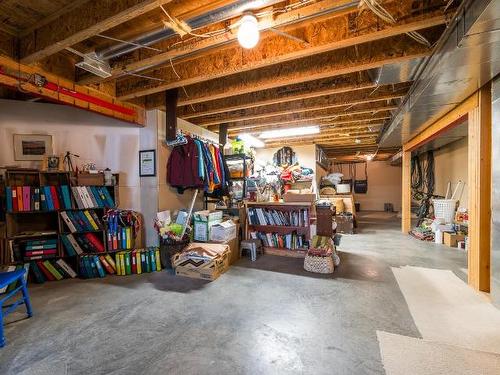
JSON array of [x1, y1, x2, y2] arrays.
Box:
[[240, 239, 263, 261]]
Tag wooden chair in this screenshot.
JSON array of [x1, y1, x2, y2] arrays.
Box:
[[0, 269, 33, 347]]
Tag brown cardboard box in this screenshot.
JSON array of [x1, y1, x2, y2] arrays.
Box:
[[443, 232, 466, 247], [173, 243, 230, 281]]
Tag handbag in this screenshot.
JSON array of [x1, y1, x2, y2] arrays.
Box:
[[354, 162, 368, 194]]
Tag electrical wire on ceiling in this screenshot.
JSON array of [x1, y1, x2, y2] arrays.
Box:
[[359, 0, 431, 47]]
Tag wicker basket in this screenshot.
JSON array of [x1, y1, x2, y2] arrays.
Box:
[[304, 254, 334, 274]]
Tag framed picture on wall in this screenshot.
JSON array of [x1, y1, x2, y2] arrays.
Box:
[[139, 149, 156, 177], [13, 134, 53, 161]]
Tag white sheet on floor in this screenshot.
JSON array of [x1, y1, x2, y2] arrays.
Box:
[[392, 266, 500, 353], [377, 331, 500, 375]]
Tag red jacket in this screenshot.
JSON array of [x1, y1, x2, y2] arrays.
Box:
[[167, 137, 203, 192]]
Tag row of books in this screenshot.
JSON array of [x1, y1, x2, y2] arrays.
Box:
[[0, 264, 29, 293], [23, 238, 58, 261], [30, 259, 77, 283], [106, 226, 134, 251], [71, 186, 114, 209], [5, 185, 72, 212], [247, 207, 309, 227], [79, 254, 116, 278], [249, 231, 308, 250], [61, 210, 103, 233], [78, 248, 161, 278], [61, 233, 105, 256], [115, 249, 161, 276]]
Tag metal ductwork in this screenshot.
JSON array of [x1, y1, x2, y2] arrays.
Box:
[[97, 0, 284, 60], [367, 57, 427, 86], [379, 0, 500, 148]]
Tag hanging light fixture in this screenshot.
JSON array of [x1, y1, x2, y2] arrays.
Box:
[[237, 14, 260, 49]]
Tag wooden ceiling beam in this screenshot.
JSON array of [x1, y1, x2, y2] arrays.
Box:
[[232, 118, 387, 135], [19, 0, 176, 64], [140, 36, 432, 109], [178, 73, 377, 119], [98, 0, 358, 84], [216, 105, 397, 132], [116, 10, 444, 100], [192, 91, 405, 126]]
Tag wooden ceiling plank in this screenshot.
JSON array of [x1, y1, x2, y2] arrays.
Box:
[[178, 75, 378, 119], [140, 39, 431, 109], [216, 105, 397, 132], [102, 0, 358, 83], [193, 92, 405, 126], [19, 0, 93, 37], [19, 0, 176, 64], [116, 12, 443, 100]]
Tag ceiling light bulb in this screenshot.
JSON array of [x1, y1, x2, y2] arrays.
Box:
[[237, 15, 260, 49], [366, 154, 374, 161], [355, 139, 361, 144]]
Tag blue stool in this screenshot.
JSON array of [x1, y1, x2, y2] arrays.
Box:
[[0, 269, 33, 348]]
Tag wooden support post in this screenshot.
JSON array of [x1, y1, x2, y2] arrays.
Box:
[[468, 83, 492, 292], [165, 88, 179, 142], [402, 150, 412, 233], [219, 123, 228, 146]]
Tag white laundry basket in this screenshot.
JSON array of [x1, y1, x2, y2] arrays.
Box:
[[433, 199, 457, 223]]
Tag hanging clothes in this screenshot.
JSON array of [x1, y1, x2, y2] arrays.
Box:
[[167, 136, 203, 194], [167, 135, 231, 196]]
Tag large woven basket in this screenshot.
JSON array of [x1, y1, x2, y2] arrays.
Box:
[[304, 254, 334, 274]]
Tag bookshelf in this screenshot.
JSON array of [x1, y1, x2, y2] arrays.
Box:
[[245, 201, 313, 258], [1, 168, 120, 281]]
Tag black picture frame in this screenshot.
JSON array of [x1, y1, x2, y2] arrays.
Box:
[[139, 149, 156, 177]]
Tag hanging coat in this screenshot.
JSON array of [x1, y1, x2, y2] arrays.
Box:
[[167, 137, 203, 193]]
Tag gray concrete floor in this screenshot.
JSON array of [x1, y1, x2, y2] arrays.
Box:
[[0, 212, 467, 375]]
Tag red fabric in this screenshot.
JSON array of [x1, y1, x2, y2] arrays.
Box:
[[167, 137, 203, 191]]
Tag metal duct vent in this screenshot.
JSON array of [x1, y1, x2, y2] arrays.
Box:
[[75, 52, 112, 78], [368, 57, 426, 85]]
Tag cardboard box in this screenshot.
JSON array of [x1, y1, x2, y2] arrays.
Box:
[[210, 220, 237, 242], [193, 210, 223, 242], [443, 232, 466, 247], [283, 193, 316, 203], [173, 242, 230, 281]]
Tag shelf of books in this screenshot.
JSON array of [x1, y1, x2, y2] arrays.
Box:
[[0, 168, 125, 284], [245, 202, 312, 258]]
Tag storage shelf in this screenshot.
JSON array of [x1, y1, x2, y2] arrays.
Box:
[[61, 230, 104, 235], [263, 247, 307, 258], [248, 224, 308, 233], [246, 201, 312, 207], [8, 232, 58, 240], [7, 210, 59, 214]]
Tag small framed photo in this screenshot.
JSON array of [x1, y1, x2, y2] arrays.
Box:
[[13, 134, 53, 161], [139, 149, 156, 177]]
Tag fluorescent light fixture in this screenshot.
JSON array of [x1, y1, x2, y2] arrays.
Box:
[[237, 15, 260, 49], [239, 133, 264, 148], [354, 138, 361, 144], [259, 126, 320, 139]]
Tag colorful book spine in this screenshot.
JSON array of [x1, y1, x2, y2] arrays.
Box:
[[5, 187, 12, 212]]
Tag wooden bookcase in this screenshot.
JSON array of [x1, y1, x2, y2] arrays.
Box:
[[245, 201, 313, 258], [1, 169, 119, 274]]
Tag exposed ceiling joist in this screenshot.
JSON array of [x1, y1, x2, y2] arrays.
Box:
[[193, 91, 405, 126], [90, 0, 358, 85], [139, 41, 431, 109], [216, 105, 397, 132], [116, 12, 443, 100], [178, 75, 379, 119], [19, 0, 176, 64]]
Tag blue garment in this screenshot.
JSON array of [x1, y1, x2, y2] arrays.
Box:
[[193, 139, 205, 181]]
